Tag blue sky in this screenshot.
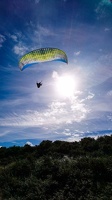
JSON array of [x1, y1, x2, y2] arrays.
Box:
[[0, 0, 112, 147]]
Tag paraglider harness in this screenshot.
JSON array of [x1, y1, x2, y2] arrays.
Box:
[[36, 81, 42, 88]]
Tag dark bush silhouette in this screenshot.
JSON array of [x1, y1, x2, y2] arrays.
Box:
[[0, 135, 112, 199]]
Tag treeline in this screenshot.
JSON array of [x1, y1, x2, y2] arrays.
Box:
[[0, 135, 112, 199]]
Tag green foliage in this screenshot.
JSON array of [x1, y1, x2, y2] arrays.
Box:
[[0, 135, 112, 199]]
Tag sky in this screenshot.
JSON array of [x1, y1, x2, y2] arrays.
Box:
[[0, 0, 112, 147]]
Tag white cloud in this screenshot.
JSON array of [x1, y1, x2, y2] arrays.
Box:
[[107, 90, 112, 96], [86, 92, 95, 100], [34, 25, 56, 38], [0, 34, 6, 47], [7, 31, 23, 42], [35, 0, 40, 4], [96, 0, 112, 11], [13, 42, 28, 56], [52, 71, 58, 79], [31, 25, 57, 47], [102, 0, 112, 5], [74, 51, 81, 56], [107, 114, 112, 121], [38, 26, 54, 36], [80, 92, 95, 102], [0, 96, 90, 128], [25, 141, 34, 146], [104, 27, 111, 31], [10, 34, 18, 42], [99, 48, 103, 52], [0, 98, 29, 108], [0, 130, 11, 137], [35, 0, 40, 3], [95, 0, 112, 19], [66, 135, 81, 142]]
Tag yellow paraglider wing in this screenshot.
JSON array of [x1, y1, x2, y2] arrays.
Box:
[[19, 47, 68, 71]]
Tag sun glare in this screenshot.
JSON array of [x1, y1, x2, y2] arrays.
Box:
[[55, 74, 77, 97]]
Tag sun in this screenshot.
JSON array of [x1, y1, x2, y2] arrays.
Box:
[[55, 74, 77, 98]]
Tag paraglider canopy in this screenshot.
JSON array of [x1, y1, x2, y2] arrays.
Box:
[[19, 47, 68, 71]]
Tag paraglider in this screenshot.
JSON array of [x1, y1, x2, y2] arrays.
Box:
[[19, 47, 68, 71], [19, 47, 68, 88]]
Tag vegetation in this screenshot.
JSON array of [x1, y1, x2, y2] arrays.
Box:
[[0, 135, 112, 200]]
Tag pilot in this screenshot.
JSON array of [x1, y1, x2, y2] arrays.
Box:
[[36, 81, 42, 88]]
